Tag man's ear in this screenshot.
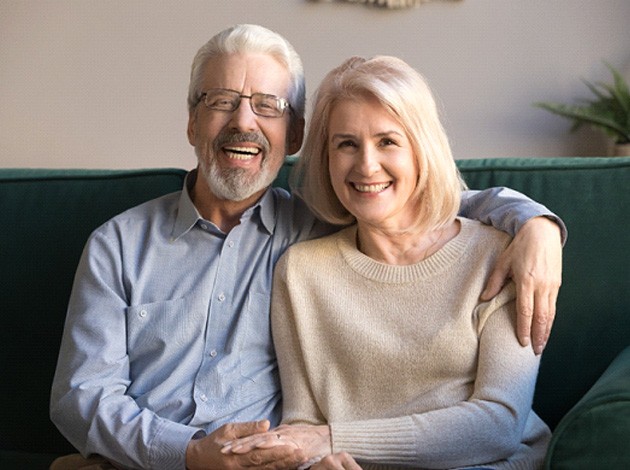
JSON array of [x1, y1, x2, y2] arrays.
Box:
[[187, 110, 197, 146], [287, 117, 305, 155]]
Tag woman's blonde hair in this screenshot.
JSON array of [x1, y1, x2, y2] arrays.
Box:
[[293, 55, 465, 232]]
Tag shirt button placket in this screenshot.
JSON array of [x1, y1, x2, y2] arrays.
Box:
[[197, 232, 238, 404]]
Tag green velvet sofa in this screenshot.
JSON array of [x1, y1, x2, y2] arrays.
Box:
[[1, 157, 628, 469]]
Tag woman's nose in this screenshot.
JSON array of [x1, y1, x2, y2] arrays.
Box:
[[355, 145, 380, 176]]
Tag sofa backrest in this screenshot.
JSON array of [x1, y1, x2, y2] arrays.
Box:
[[0, 169, 187, 458], [455, 157, 630, 429], [1, 157, 628, 460]]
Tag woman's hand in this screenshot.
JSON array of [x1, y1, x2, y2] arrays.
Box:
[[481, 216, 563, 354], [310, 452, 362, 470], [187, 420, 306, 470], [222, 424, 332, 464]]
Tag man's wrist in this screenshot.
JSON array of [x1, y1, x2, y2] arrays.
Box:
[[529, 214, 567, 245]]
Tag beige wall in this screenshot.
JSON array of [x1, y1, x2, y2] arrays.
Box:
[[1, 0, 629, 170]]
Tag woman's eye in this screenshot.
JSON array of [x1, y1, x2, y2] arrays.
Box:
[[380, 138, 397, 146], [338, 140, 356, 148]]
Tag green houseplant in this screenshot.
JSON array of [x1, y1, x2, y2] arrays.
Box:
[[535, 62, 630, 156]]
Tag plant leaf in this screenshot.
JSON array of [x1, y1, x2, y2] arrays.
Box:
[[534, 62, 630, 144]]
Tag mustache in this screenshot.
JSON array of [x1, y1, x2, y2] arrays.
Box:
[[214, 131, 270, 153]]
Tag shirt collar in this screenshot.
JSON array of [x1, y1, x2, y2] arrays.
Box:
[[171, 169, 277, 240]]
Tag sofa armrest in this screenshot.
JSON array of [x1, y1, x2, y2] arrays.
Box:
[[544, 345, 630, 469]]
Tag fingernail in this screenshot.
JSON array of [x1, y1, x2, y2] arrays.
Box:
[[221, 445, 232, 454]]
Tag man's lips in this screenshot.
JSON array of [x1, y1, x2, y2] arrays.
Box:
[[351, 182, 392, 193], [222, 145, 261, 160]]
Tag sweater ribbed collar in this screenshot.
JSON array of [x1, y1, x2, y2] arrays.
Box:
[[337, 217, 473, 284]]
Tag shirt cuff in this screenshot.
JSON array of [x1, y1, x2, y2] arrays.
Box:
[[150, 419, 204, 470]]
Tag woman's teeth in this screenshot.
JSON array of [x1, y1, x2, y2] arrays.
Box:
[[352, 182, 392, 193]]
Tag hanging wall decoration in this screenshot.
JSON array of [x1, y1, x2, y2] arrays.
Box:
[[311, 0, 461, 9]]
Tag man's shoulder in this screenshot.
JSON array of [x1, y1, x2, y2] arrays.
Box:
[[94, 190, 181, 235], [269, 188, 335, 242]]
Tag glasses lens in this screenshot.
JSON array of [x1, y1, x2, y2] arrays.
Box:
[[251, 94, 285, 117], [202, 90, 288, 117], [204, 90, 239, 111]]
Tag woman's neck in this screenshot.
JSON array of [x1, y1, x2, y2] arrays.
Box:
[[356, 219, 460, 266]]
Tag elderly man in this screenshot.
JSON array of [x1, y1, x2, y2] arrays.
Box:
[[50, 24, 563, 470]]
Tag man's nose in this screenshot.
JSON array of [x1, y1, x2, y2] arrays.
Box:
[[228, 97, 258, 132]]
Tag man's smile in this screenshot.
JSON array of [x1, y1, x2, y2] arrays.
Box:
[[222, 145, 261, 160]]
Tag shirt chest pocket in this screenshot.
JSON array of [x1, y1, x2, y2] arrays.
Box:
[[126, 295, 209, 366]]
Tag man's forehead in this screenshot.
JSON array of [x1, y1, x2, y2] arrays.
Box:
[[200, 52, 291, 96]]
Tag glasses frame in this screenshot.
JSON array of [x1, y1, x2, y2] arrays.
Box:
[[199, 88, 291, 118]]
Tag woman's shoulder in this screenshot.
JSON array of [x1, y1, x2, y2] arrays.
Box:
[[278, 225, 354, 269], [459, 217, 512, 252], [287, 225, 353, 254]]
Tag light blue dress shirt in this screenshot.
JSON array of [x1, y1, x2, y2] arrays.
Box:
[[50, 171, 563, 469]]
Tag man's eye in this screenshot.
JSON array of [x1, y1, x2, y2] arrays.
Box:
[[258, 101, 275, 110], [208, 97, 234, 108]]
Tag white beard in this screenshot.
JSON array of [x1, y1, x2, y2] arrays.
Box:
[[196, 147, 278, 202]]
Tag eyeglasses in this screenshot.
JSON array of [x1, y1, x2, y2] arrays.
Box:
[[199, 88, 291, 118]]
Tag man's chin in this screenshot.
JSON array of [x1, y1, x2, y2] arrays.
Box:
[[206, 172, 272, 202]]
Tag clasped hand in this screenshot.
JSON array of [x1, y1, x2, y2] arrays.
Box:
[[186, 420, 307, 470], [222, 424, 333, 468]]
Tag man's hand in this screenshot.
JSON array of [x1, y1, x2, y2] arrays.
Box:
[[481, 216, 563, 354], [223, 424, 332, 465], [186, 420, 306, 470]]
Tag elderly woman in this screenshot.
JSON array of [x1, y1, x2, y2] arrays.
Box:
[[224, 56, 551, 470]]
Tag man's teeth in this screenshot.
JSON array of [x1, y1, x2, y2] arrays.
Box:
[[353, 182, 391, 193], [224, 147, 260, 159]]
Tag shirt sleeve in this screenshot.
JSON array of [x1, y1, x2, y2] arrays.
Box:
[[49, 229, 199, 470], [460, 187, 568, 243], [329, 286, 544, 468]]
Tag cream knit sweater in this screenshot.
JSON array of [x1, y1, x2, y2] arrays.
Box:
[[271, 218, 550, 470]]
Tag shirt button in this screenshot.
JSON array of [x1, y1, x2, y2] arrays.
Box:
[[200, 223, 208, 230], [199, 393, 207, 402], [209, 350, 217, 358], [139, 310, 147, 318], [218, 293, 226, 302], [227, 241, 235, 248]]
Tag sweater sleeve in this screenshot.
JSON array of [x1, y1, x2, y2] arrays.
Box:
[[271, 254, 327, 426], [330, 286, 542, 469]]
